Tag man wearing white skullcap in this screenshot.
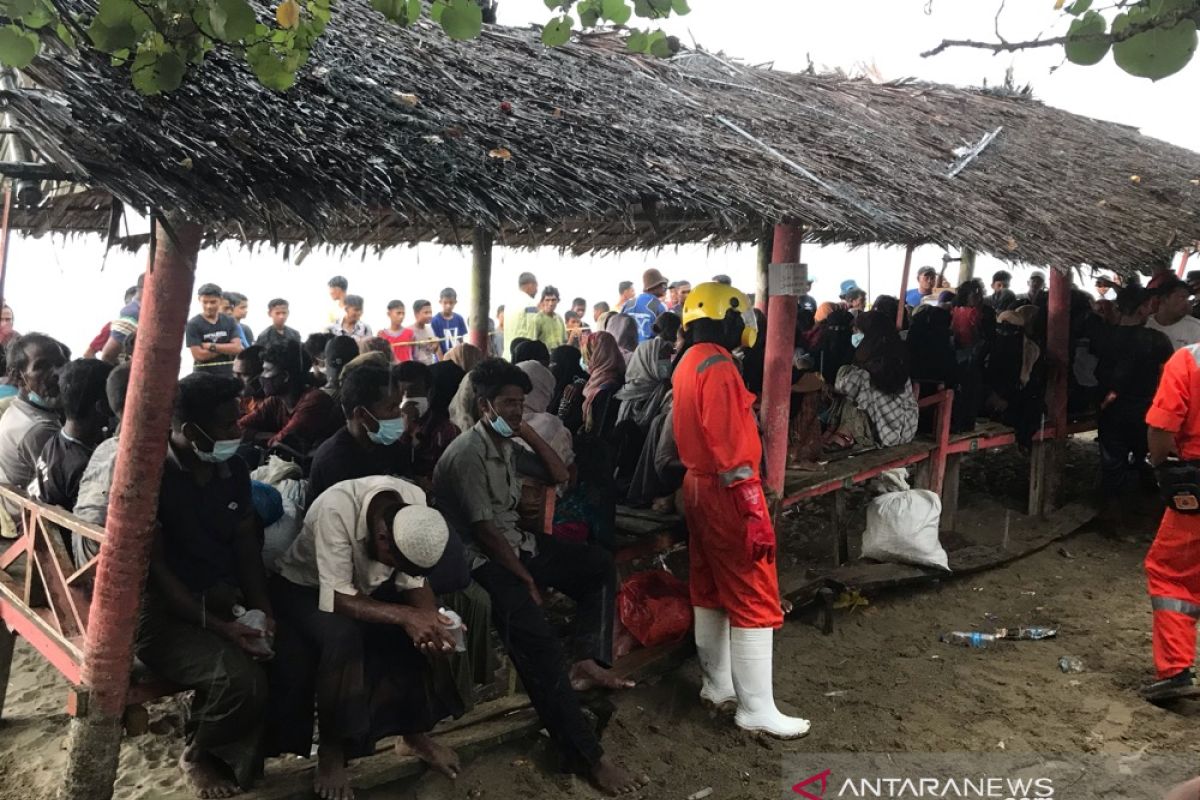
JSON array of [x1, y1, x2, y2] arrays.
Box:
[[272, 475, 467, 798]]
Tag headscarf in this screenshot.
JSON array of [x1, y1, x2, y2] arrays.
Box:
[[581, 331, 625, 416], [998, 306, 1042, 387], [550, 345, 585, 394], [449, 372, 479, 433], [604, 313, 638, 363], [853, 310, 909, 395], [517, 361, 574, 466], [907, 305, 956, 384], [512, 339, 550, 367], [815, 302, 839, 324], [616, 338, 671, 428], [427, 361, 465, 421], [444, 343, 483, 373]]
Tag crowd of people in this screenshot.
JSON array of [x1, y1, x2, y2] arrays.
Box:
[[2, 256, 1198, 797]]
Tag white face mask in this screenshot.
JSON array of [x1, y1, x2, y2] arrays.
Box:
[[404, 396, 430, 417]]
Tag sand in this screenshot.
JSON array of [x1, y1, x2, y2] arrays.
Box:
[[3, 440, 1197, 799]]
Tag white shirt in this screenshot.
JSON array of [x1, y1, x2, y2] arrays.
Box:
[[1146, 314, 1200, 352], [276, 475, 428, 612]]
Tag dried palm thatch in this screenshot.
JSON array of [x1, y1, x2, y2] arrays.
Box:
[[1, 2, 1199, 273]]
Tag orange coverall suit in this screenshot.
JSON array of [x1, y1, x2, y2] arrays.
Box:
[[673, 342, 783, 629], [1145, 344, 1200, 678]]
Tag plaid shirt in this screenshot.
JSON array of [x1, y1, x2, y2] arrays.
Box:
[[835, 366, 918, 447]]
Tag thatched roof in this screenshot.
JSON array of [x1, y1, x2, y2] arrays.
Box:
[[2, 1, 1200, 271]]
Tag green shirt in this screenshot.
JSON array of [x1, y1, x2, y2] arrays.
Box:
[[432, 420, 535, 569], [532, 313, 566, 350]]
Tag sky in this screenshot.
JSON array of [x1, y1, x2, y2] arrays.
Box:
[[5, 0, 1199, 358]]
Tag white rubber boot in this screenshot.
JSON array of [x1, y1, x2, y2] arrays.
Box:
[[730, 627, 811, 739], [694, 607, 736, 709]]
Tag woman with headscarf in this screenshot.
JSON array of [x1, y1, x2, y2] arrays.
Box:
[[816, 307, 856, 386], [549, 345, 587, 434], [516, 361, 574, 466], [581, 331, 625, 437], [616, 314, 677, 431], [949, 278, 994, 432], [987, 305, 1046, 448], [511, 339, 550, 367], [604, 313, 639, 365], [406, 361, 465, 483], [740, 309, 769, 399], [443, 342, 484, 373], [828, 311, 917, 449], [908, 305, 957, 387]]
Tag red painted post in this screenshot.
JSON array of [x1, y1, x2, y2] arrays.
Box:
[[1039, 267, 1072, 516], [469, 227, 492, 353], [761, 223, 802, 495], [895, 244, 914, 330], [61, 217, 200, 800], [1177, 248, 1192, 278]]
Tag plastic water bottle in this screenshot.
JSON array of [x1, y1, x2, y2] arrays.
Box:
[[439, 607, 467, 653], [941, 631, 997, 648], [232, 605, 275, 659], [1004, 626, 1057, 641]]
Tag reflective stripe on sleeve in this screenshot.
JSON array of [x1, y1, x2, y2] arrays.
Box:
[[719, 465, 754, 486], [696, 353, 733, 375], [1152, 595, 1200, 617]]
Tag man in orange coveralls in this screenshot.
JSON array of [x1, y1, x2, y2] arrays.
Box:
[[1144, 343, 1200, 702], [673, 282, 809, 739]]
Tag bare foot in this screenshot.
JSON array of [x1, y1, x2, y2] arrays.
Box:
[[590, 756, 645, 796], [570, 659, 636, 691], [179, 747, 240, 799], [314, 743, 354, 800], [397, 733, 461, 780]]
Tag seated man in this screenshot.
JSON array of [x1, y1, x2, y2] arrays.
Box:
[[238, 342, 341, 454], [70, 363, 131, 567], [32, 358, 113, 511], [432, 359, 640, 796], [138, 373, 273, 798], [308, 363, 411, 502], [0, 333, 70, 533], [272, 475, 464, 799]]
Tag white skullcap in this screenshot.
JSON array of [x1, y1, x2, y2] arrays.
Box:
[[392, 505, 449, 568]]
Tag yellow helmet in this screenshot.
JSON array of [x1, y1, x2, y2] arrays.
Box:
[[680, 282, 758, 349]]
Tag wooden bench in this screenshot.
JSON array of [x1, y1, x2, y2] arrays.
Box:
[[0, 484, 177, 722]]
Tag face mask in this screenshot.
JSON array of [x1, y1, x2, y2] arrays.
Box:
[[487, 402, 515, 438], [404, 396, 430, 417], [27, 391, 60, 410], [191, 427, 240, 463], [364, 410, 405, 446], [851, 332, 865, 348]]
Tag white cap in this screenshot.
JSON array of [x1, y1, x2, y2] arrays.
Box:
[[391, 505, 449, 569]]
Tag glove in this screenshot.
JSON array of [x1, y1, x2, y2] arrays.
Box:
[[729, 479, 776, 564]]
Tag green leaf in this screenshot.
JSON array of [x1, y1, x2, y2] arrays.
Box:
[[577, 0, 600, 27], [430, 0, 446, 22], [670, 0, 690, 14], [209, 0, 257, 42], [2, 0, 38, 20], [1065, 0, 1092, 15], [634, 0, 671, 18], [246, 42, 298, 90], [626, 28, 648, 52], [372, 0, 420, 25], [89, 19, 138, 52], [20, 1, 56, 29], [601, 0, 631, 24], [54, 21, 75, 47], [0, 24, 36, 67], [131, 48, 186, 94], [542, 13, 572, 45], [647, 28, 671, 57], [440, 0, 482, 40], [543, 0, 560, 9], [1065, 10, 1109, 65], [1112, 5, 1198, 80]]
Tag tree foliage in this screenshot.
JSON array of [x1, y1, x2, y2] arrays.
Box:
[[925, 0, 1199, 81], [0, 0, 688, 94]]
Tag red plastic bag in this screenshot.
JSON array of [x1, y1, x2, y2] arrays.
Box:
[[617, 570, 692, 647]]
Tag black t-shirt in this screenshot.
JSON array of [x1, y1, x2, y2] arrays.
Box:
[[1093, 324, 1174, 401], [156, 449, 253, 595], [34, 432, 94, 511], [185, 313, 241, 375], [255, 326, 302, 349], [307, 427, 412, 502]]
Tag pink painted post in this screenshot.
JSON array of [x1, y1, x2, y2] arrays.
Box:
[[761, 223, 802, 495]]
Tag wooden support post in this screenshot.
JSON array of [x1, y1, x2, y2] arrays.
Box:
[[469, 227, 493, 353], [755, 226, 773, 313], [939, 454, 962, 533], [0, 184, 10, 309], [0, 622, 14, 719], [831, 491, 849, 566], [1039, 268, 1072, 518], [957, 247, 976, 286], [61, 216, 200, 800], [761, 223, 802, 495], [1178, 247, 1193, 278], [896, 245, 914, 330]]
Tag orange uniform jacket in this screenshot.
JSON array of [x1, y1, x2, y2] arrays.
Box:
[[673, 342, 782, 629], [1145, 344, 1200, 677]]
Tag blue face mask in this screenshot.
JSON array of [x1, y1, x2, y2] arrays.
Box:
[[851, 332, 865, 348], [487, 402, 515, 438], [191, 427, 240, 463], [27, 391, 60, 410], [364, 410, 405, 446]]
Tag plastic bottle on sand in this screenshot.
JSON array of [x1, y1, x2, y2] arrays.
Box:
[[941, 631, 997, 648]]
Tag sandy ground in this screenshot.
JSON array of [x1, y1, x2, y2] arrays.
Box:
[[3, 441, 1198, 799]]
